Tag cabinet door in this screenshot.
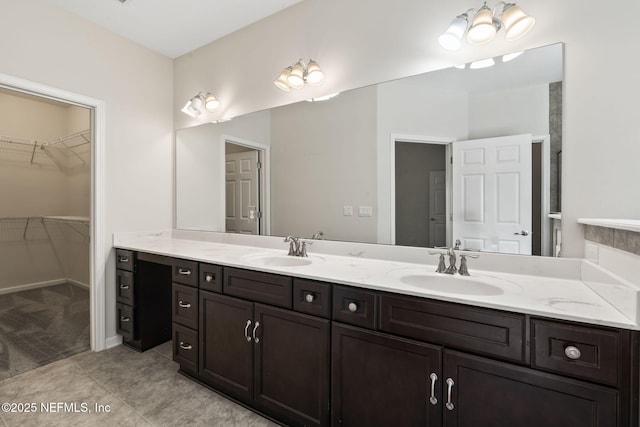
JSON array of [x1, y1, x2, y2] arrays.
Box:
[[253, 304, 330, 427], [332, 323, 442, 427], [443, 350, 618, 427], [199, 291, 254, 402]]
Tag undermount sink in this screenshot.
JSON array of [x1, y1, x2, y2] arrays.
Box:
[[242, 253, 323, 267], [400, 274, 503, 296]]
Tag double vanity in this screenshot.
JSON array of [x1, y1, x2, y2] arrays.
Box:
[[113, 230, 640, 427]]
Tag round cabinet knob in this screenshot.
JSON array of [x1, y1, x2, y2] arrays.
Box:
[[305, 293, 315, 303], [564, 345, 582, 360], [348, 302, 358, 313], [205, 274, 214, 283]]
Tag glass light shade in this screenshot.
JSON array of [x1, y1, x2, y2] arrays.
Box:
[[438, 16, 468, 51], [466, 7, 497, 45], [274, 67, 292, 92], [469, 57, 495, 69], [204, 93, 219, 111], [287, 61, 305, 89], [305, 60, 325, 86], [190, 96, 203, 114], [502, 4, 535, 41]]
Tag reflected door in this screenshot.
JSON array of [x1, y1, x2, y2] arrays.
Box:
[[428, 171, 446, 247], [452, 134, 532, 255], [226, 150, 260, 234]]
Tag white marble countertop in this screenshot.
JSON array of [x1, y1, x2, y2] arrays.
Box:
[[578, 218, 640, 233], [113, 230, 640, 330]]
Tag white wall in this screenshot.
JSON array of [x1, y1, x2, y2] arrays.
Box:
[[1, 0, 174, 341], [174, 0, 640, 258], [271, 86, 378, 242]]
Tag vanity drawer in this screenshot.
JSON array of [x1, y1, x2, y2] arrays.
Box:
[[172, 283, 198, 330], [293, 278, 331, 318], [116, 249, 135, 272], [380, 294, 526, 363], [173, 323, 198, 374], [332, 285, 377, 330], [116, 303, 136, 340], [532, 319, 623, 387], [199, 263, 223, 293], [223, 267, 292, 308], [116, 270, 135, 306], [172, 259, 199, 287]]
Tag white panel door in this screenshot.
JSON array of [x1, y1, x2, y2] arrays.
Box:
[[452, 134, 532, 254], [429, 171, 447, 247], [225, 150, 259, 235]]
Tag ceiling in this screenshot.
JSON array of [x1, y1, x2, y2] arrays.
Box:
[[46, 0, 304, 58]]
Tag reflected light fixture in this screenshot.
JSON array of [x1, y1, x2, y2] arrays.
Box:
[[181, 91, 219, 117], [438, 2, 535, 51], [274, 59, 325, 91]]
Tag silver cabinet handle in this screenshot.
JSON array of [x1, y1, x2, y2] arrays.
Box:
[[205, 273, 214, 282], [120, 316, 130, 322], [179, 341, 192, 350], [244, 319, 252, 342], [252, 321, 260, 343], [119, 284, 129, 289], [564, 345, 582, 360], [177, 268, 192, 276], [514, 230, 530, 236], [348, 302, 358, 313], [118, 256, 129, 263], [445, 378, 455, 410], [305, 293, 315, 303], [429, 373, 438, 405], [178, 301, 191, 308]]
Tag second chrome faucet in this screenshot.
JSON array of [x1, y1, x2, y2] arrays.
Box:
[[284, 236, 312, 257], [428, 240, 479, 276]]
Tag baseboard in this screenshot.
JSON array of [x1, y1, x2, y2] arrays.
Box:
[[0, 278, 68, 295], [105, 335, 123, 349], [67, 278, 90, 289]]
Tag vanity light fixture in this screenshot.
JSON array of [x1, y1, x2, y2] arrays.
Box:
[[274, 59, 325, 92], [438, 2, 535, 51], [181, 91, 219, 117]]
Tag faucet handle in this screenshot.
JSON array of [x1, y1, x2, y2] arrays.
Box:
[[435, 254, 447, 273], [459, 255, 470, 276]]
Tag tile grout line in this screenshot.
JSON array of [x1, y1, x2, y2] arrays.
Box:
[[68, 358, 156, 426]]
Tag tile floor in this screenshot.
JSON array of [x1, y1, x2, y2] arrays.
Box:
[[0, 342, 278, 426]]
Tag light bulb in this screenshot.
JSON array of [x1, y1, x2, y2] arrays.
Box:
[[204, 93, 219, 111], [305, 60, 324, 86], [438, 15, 468, 51]]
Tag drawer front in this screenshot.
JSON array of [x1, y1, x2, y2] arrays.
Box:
[[332, 285, 377, 329], [172, 259, 199, 287], [532, 319, 622, 387], [116, 270, 135, 306], [223, 267, 292, 308], [116, 303, 136, 340], [199, 263, 223, 293], [116, 249, 135, 272], [293, 278, 332, 318], [172, 323, 198, 374], [380, 294, 526, 363], [172, 283, 199, 330]]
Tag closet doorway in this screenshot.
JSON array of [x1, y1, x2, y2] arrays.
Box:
[[0, 87, 92, 380]]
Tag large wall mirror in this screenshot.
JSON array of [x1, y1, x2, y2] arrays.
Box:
[[176, 43, 563, 256]]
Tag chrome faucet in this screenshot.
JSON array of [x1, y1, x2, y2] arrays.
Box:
[[428, 240, 479, 276], [284, 236, 312, 257], [311, 231, 324, 240]]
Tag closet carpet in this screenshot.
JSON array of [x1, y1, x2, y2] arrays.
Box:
[[0, 283, 90, 381]]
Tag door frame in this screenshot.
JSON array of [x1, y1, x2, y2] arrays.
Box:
[[389, 134, 454, 246], [222, 135, 270, 236], [0, 72, 106, 351]]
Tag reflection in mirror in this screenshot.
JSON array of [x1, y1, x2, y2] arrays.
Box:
[[176, 43, 563, 256]]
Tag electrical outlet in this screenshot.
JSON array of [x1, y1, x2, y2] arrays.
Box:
[[343, 206, 353, 216]]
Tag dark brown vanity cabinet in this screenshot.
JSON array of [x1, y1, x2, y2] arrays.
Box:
[[332, 290, 636, 427], [116, 250, 173, 352], [171, 259, 199, 375], [199, 273, 331, 427]]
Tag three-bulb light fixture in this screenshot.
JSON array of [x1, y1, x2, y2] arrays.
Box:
[[274, 59, 324, 92], [438, 2, 535, 51], [181, 92, 219, 117]]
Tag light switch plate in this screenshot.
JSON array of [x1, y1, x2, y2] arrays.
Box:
[[343, 206, 353, 216], [358, 206, 373, 217]]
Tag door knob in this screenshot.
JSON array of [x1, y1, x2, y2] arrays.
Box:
[[514, 230, 530, 236]]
